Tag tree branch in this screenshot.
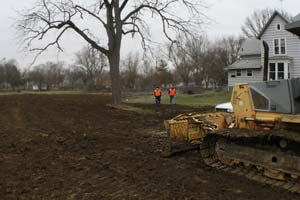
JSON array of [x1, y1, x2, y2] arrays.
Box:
[[30, 25, 71, 65], [74, 5, 107, 28], [120, 0, 129, 12], [67, 21, 108, 55]]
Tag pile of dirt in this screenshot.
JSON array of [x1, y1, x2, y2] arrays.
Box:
[[0, 94, 297, 199]]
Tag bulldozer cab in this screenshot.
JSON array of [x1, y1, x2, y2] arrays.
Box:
[[236, 78, 300, 114]]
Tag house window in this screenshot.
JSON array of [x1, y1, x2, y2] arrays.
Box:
[[274, 38, 286, 55], [277, 24, 281, 31], [268, 62, 289, 80], [269, 63, 276, 80], [278, 63, 285, 79], [274, 39, 279, 54], [236, 69, 242, 76], [247, 69, 253, 77], [280, 39, 286, 54]]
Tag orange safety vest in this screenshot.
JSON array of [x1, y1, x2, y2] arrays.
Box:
[[169, 88, 176, 97], [154, 88, 161, 97]]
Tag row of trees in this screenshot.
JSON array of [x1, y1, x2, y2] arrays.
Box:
[[0, 33, 243, 92], [170, 35, 244, 88], [77, 33, 244, 91], [0, 59, 108, 92]]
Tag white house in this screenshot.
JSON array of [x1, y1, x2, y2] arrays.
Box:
[[227, 11, 300, 89]]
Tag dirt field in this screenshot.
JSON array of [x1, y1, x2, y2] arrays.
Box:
[[0, 94, 298, 200]]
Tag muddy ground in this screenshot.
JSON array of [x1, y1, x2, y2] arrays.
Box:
[[0, 94, 298, 200]]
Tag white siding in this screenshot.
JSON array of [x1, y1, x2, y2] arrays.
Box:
[[228, 69, 263, 87], [261, 15, 300, 79]]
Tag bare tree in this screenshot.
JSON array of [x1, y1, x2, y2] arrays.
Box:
[[121, 52, 140, 90], [213, 36, 245, 87], [154, 59, 173, 88], [44, 62, 65, 89], [205, 47, 228, 88], [75, 45, 107, 91], [218, 35, 245, 65], [170, 35, 194, 86], [17, 0, 206, 105], [186, 35, 209, 86], [169, 34, 243, 89], [0, 62, 5, 89], [2, 60, 22, 90], [139, 59, 155, 90], [241, 9, 293, 38], [64, 66, 85, 90], [28, 65, 47, 90]]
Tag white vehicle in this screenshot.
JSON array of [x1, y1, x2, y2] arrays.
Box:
[[215, 102, 233, 112]]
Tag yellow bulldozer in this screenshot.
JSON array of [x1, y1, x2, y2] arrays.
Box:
[[164, 78, 300, 193]]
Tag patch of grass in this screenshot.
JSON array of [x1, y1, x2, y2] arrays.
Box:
[[126, 90, 231, 107]]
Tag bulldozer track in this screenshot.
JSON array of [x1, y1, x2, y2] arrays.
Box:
[[200, 133, 300, 193], [166, 111, 300, 194]]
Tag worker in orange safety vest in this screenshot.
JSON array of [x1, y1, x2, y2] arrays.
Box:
[[154, 86, 162, 106], [168, 87, 176, 104]]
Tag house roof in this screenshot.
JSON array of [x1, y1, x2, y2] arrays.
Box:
[[226, 57, 261, 70], [257, 11, 290, 39], [286, 13, 300, 36], [240, 38, 261, 56], [294, 13, 300, 21]]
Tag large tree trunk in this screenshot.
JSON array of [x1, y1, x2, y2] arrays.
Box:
[[108, 51, 122, 105]]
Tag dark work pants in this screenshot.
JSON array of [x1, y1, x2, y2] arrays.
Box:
[[170, 96, 175, 104], [155, 96, 161, 105]]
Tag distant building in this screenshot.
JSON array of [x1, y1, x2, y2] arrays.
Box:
[[226, 11, 300, 90], [226, 38, 262, 88], [32, 84, 48, 91]]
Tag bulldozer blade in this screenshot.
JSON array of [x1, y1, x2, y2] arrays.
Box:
[[162, 119, 201, 157]]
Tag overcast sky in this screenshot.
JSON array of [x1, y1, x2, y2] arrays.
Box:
[[0, 0, 299, 67]]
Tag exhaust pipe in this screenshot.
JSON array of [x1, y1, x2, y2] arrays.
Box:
[[263, 41, 269, 81]]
